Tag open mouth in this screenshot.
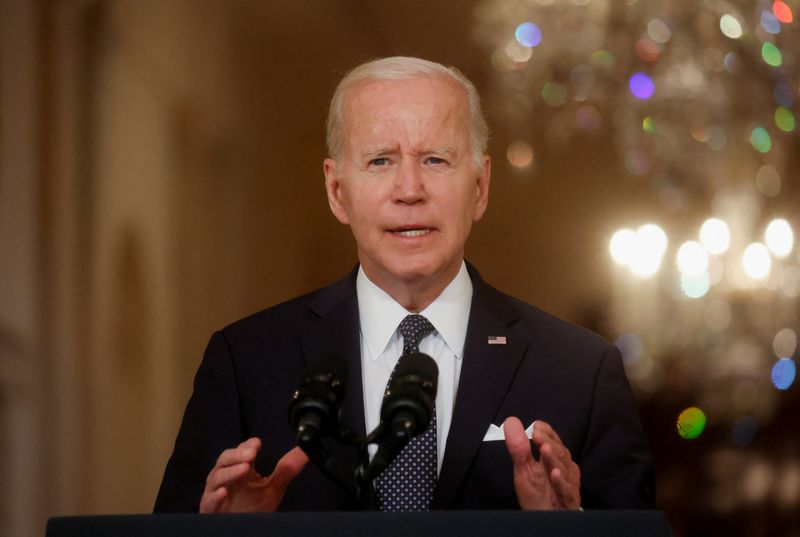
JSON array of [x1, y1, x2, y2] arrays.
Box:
[[391, 228, 433, 238]]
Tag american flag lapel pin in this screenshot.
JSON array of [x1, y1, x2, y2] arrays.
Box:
[[487, 335, 507, 345]]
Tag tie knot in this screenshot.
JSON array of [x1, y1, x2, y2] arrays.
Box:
[[398, 314, 435, 355]]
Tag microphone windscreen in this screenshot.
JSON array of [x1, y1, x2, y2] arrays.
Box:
[[394, 352, 438, 391]]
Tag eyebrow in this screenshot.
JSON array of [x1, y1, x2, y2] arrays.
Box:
[[360, 145, 458, 160], [362, 147, 399, 160]]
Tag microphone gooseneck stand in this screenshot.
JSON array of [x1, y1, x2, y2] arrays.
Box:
[[288, 353, 438, 510]]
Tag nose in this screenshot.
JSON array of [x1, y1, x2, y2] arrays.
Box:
[[393, 160, 426, 205]]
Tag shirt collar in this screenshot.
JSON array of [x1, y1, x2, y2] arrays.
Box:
[[357, 261, 473, 361]]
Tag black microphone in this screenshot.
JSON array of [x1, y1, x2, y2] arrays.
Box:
[[288, 354, 347, 445], [366, 352, 438, 479]]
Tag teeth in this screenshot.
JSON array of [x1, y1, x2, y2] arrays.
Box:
[[396, 229, 430, 237]]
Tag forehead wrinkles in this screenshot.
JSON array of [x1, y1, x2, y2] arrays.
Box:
[[342, 77, 469, 154]]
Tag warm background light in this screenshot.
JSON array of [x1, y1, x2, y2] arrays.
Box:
[[677, 241, 709, 277], [742, 242, 772, 280], [506, 141, 535, 168], [765, 218, 794, 258], [699, 218, 731, 255]]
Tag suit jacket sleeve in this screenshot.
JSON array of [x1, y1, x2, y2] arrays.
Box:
[[578, 344, 655, 509], [154, 331, 245, 512]]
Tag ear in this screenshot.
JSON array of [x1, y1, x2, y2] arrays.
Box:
[[472, 155, 491, 222], [324, 158, 351, 225]]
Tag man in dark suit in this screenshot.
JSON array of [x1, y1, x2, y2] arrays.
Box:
[[154, 56, 654, 513]]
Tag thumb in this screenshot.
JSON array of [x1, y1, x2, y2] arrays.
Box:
[[503, 416, 534, 468], [269, 447, 309, 490]]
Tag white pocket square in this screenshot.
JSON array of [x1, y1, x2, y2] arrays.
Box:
[[482, 421, 535, 441]]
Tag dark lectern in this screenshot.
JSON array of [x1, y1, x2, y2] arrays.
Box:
[[47, 511, 672, 537]]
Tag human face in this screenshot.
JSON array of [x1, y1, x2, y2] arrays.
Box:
[[324, 76, 490, 299]]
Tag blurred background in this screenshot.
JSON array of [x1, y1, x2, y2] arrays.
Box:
[[1, 1, 798, 536]]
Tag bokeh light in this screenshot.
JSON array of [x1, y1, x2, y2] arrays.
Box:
[[505, 39, 533, 63], [642, 116, 656, 133], [761, 42, 783, 66], [771, 358, 796, 390], [610, 229, 637, 266], [732, 416, 759, 447], [635, 226, 668, 275], [756, 164, 781, 196], [774, 107, 796, 132], [699, 218, 731, 254], [629, 72, 655, 99], [761, 10, 781, 34], [515, 22, 543, 47], [773, 0, 794, 23], [677, 240, 709, 277], [764, 218, 794, 258], [720, 14, 744, 38], [677, 407, 707, 439], [506, 141, 534, 168], [638, 223, 668, 256], [750, 127, 772, 153], [724, 51, 740, 72], [681, 272, 711, 298], [647, 18, 672, 43], [610, 224, 667, 278], [773, 328, 798, 358], [635, 38, 661, 62], [742, 243, 772, 280]]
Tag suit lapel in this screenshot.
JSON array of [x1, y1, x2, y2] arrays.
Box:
[[432, 266, 527, 508], [298, 267, 366, 438]]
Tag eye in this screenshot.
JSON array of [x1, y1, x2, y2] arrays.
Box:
[[369, 157, 390, 167], [425, 156, 448, 165]]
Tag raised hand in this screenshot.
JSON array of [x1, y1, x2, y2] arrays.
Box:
[[503, 417, 581, 510], [199, 437, 308, 513]]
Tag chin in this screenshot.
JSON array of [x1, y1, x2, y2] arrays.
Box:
[[388, 257, 455, 285]]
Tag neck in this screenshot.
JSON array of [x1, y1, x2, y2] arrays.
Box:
[[361, 260, 462, 313]]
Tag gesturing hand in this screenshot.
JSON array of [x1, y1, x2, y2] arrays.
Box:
[[199, 437, 309, 513], [503, 417, 581, 510]]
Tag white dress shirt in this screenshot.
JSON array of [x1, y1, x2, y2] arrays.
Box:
[[357, 261, 473, 474]]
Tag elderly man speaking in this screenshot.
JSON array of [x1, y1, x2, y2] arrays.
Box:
[[154, 56, 655, 513]]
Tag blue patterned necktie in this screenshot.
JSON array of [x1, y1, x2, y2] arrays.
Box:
[[376, 314, 438, 511]]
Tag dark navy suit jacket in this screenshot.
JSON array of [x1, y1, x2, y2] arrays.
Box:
[[154, 264, 655, 511]]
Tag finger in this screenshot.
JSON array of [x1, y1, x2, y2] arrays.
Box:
[[269, 447, 309, 490], [215, 437, 262, 467], [531, 421, 564, 449], [550, 466, 581, 509], [541, 440, 581, 510], [205, 461, 251, 490], [199, 486, 228, 513], [503, 416, 536, 468], [533, 422, 571, 466], [539, 441, 567, 482]]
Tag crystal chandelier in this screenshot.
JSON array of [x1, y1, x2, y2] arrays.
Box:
[[473, 0, 799, 427]]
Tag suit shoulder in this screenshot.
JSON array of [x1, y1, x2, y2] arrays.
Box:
[[483, 282, 613, 359], [218, 270, 356, 346]]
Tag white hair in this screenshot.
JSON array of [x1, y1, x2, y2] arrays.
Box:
[[326, 56, 489, 170]]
